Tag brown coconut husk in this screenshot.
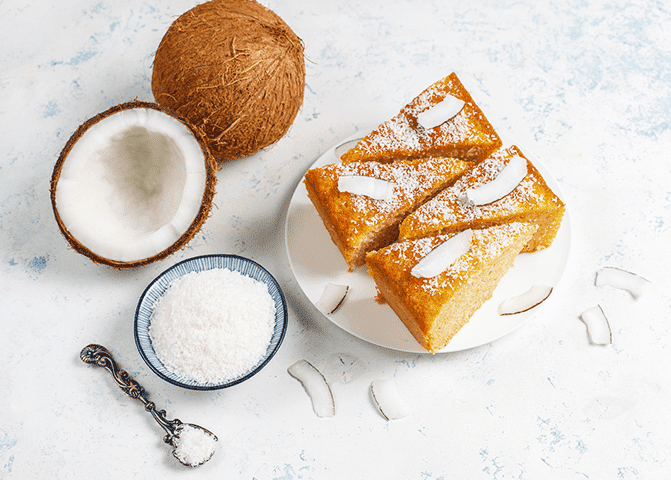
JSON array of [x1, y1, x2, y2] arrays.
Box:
[[50, 101, 217, 269], [151, 0, 305, 164]]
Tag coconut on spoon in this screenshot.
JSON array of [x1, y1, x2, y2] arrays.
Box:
[[80, 344, 217, 467]]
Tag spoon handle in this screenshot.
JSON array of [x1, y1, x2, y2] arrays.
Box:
[[80, 344, 182, 445]]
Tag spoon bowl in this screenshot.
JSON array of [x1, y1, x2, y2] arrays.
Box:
[[171, 423, 218, 467]]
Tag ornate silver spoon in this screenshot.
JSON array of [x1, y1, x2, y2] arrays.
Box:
[[80, 344, 217, 467]]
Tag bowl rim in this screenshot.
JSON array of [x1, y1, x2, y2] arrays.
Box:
[[134, 253, 288, 391]]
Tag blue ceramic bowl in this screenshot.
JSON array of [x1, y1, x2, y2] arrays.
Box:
[[134, 254, 288, 390]]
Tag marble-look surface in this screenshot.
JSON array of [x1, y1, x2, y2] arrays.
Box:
[[2, 0, 670, 478]]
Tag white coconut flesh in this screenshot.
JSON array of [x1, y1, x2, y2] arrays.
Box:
[[55, 108, 208, 263]]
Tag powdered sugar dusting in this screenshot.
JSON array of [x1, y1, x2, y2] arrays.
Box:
[[149, 268, 276, 385], [421, 224, 530, 294], [379, 223, 532, 296], [374, 116, 423, 153], [355, 88, 473, 156], [345, 74, 500, 161], [404, 147, 559, 229], [328, 157, 467, 230]]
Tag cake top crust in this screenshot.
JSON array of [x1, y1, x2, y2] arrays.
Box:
[[341, 72, 501, 163], [399, 145, 564, 239], [305, 156, 470, 239], [367, 222, 538, 315]]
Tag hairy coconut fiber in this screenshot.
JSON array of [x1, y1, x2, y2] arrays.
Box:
[[151, 0, 305, 164]]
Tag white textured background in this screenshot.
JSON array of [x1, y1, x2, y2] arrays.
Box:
[[1, 0, 670, 478]]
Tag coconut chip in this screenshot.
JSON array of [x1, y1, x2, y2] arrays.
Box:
[[411, 229, 472, 278], [498, 285, 553, 315], [287, 360, 335, 418], [579, 305, 612, 345], [458, 154, 527, 207], [338, 175, 396, 201], [322, 353, 366, 384], [370, 378, 412, 421], [314, 283, 349, 315], [595, 266, 650, 299], [416, 94, 465, 130]]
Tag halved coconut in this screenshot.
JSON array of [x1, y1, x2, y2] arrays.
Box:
[[50, 101, 217, 268]]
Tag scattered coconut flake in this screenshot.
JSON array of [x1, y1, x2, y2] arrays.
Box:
[[416, 94, 465, 130], [338, 175, 396, 201], [322, 353, 366, 384], [314, 283, 349, 315], [458, 155, 527, 207], [579, 305, 612, 345], [595, 266, 650, 299], [498, 285, 553, 315], [173, 424, 217, 467], [411, 229, 473, 278], [370, 378, 412, 421], [288, 360, 335, 418]]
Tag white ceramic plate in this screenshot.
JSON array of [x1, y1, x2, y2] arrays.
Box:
[[284, 133, 571, 353]]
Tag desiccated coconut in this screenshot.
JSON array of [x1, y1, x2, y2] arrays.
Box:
[[149, 268, 275, 384]]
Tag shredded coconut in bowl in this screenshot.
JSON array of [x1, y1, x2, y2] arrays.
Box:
[[148, 268, 276, 385]]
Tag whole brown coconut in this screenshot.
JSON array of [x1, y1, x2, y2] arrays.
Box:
[[151, 0, 305, 164]]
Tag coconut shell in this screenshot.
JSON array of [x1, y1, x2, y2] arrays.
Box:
[[50, 101, 217, 269], [151, 0, 305, 164]]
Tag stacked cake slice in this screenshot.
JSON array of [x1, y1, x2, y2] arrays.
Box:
[[366, 223, 539, 352], [399, 145, 565, 252], [304, 72, 565, 352], [304, 156, 471, 271], [341, 72, 502, 164]]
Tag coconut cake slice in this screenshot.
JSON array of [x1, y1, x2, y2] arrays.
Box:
[[304, 156, 471, 271], [341, 72, 502, 164], [399, 145, 565, 253], [366, 222, 538, 353]]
